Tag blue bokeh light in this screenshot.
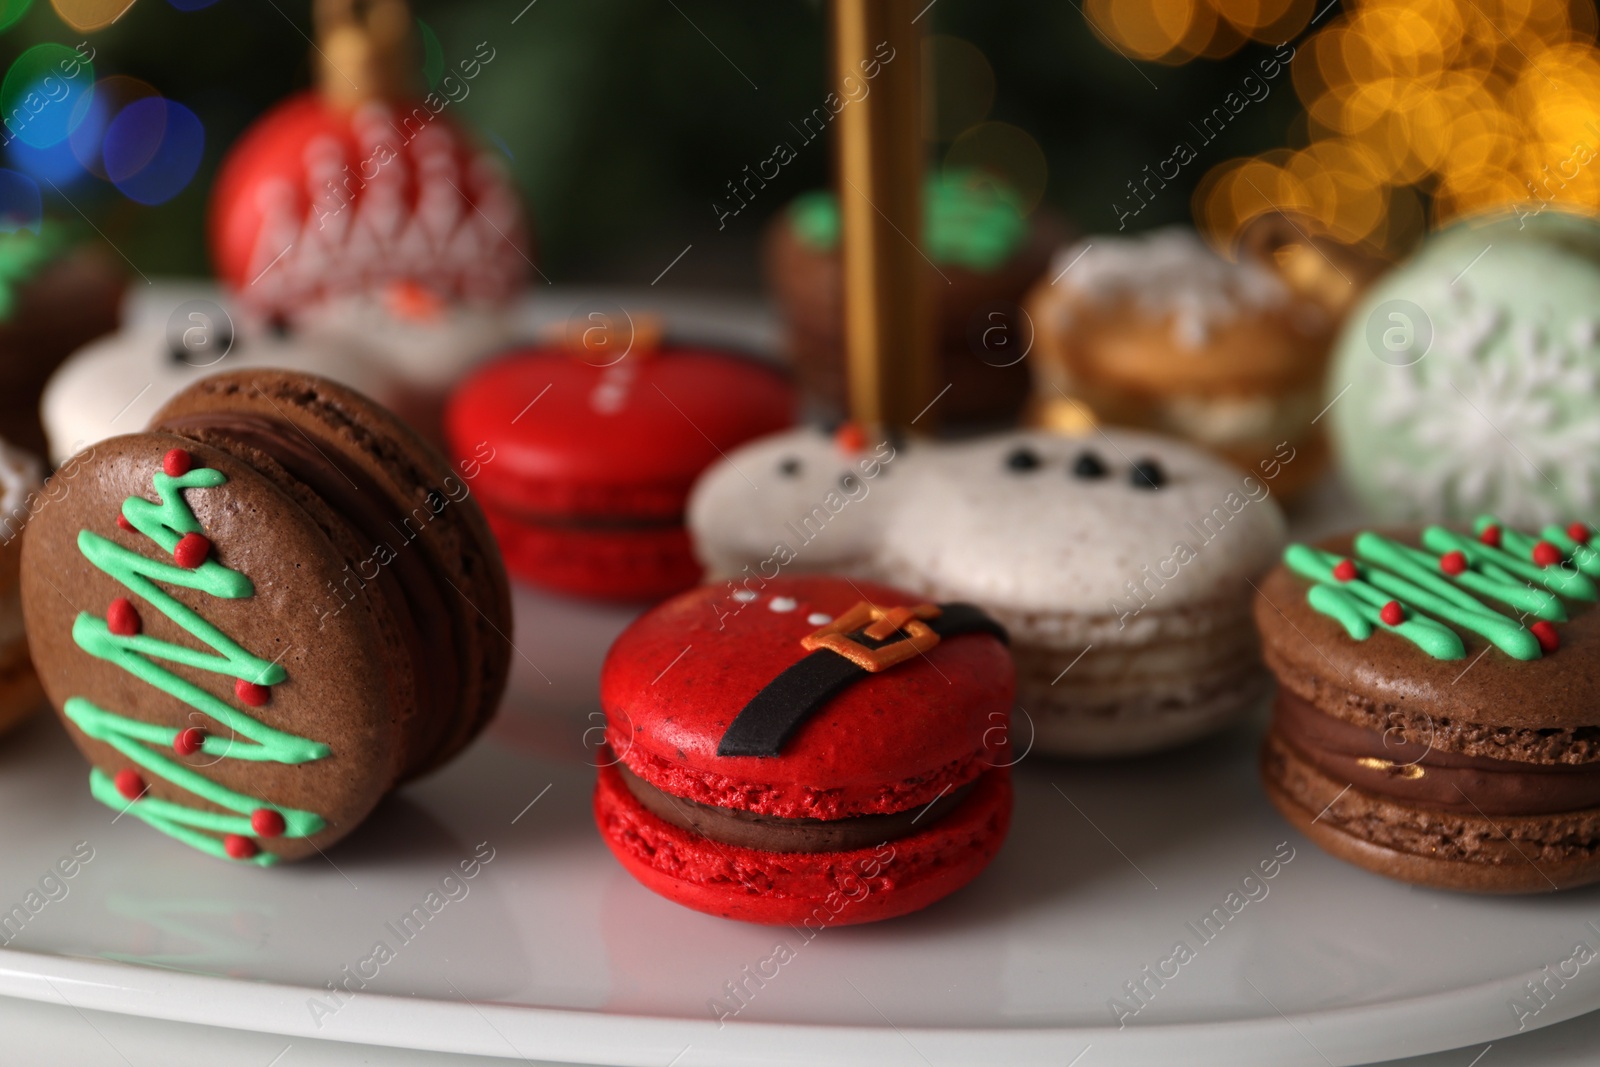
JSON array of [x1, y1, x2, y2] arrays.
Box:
[[103, 97, 204, 205], [0, 168, 42, 232]]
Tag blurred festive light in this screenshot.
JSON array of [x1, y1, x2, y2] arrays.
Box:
[[102, 97, 203, 205], [50, 0, 136, 32], [1087, 0, 1314, 64], [1, 42, 94, 149], [418, 18, 444, 90], [0, 167, 41, 231], [944, 120, 1049, 214], [926, 35, 995, 142], [1097, 0, 1600, 252], [68, 75, 157, 179], [6, 123, 91, 185], [0, 0, 33, 33]]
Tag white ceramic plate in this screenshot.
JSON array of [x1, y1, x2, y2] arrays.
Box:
[[0, 578, 1596, 1067]]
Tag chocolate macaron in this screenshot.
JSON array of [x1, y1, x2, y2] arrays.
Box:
[[1257, 518, 1600, 892], [21, 369, 511, 864], [595, 576, 1014, 924]]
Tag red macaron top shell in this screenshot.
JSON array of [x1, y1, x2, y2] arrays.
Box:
[[446, 345, 793, 520], [601, 576, 1014, 820]]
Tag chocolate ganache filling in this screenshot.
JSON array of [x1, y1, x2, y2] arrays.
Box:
[[1273, 691, 1600, 816], [616, 763, 975, 853]]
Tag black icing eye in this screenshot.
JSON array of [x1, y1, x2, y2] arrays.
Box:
[[267, 313, 291, 338], [1005, 446, 1041, 472], [1130, 459, 1166, 490], [839, 472, 860, 492], [778, 457, 802, 478], [1072, 452, 1107, 479]]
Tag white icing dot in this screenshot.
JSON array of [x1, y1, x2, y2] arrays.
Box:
[[769, 596, 798, 613], [806, 612, 832, 625], [732, 589, 758, 602]]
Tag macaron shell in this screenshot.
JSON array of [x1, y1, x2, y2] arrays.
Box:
[[484, 507, 701, 601], [150, 369, 512, 777], [686, 426, 906, 579], [602, 576, 1013, 819], [595, 760, 1012, 924], [878, 428, 1287, 618], [1255, 532, 1600, 739], [446, 346, 794, 520], [21, 435, 405, 862], [1263, 733, 1600, 893]]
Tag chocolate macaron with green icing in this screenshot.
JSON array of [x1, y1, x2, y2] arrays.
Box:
[[765, 168, 1064, 427], [20, 369, 510, 864], [1256, 517, 1600, 892]]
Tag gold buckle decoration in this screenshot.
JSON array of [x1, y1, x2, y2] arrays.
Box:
[[801, 601, 942, 672]]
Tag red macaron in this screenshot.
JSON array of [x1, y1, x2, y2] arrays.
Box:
[[595, 575, 1015, 925], [445, 329, 793, 600]]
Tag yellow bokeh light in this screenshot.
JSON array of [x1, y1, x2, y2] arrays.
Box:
[[1083, 0, 1600, 253]]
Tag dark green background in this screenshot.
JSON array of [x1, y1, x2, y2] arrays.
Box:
[[6, 0, 1306, 288]]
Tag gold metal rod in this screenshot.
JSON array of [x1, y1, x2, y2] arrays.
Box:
[[831, 0, 930, 433]]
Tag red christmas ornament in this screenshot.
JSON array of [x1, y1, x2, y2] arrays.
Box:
[[1380, 600, 1404, 626], [173, 727, 205, 756], [224, 834, 259, 861], [235, 678, 271, 707], [1332, 559, 1358, 582], [1439, 550, 1468, 576], [113, 768, 146, 800], [116, 512, 135, 532], [251, 809, 287, 837], [1478, 524, 1502, 547], [162, 448, 193, 477], [1568, 522, 1592, 545], [174, 532, 211, 568], [1531, 621, 1560, 653], [210, 96, 529, 313], [106, 597, 141, 636], [1532, 540, 1563, 567]]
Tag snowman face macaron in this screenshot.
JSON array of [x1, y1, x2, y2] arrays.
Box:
[[875, 428, 1289, 757], [41, 315, 400, 465], [687, 424, 906, 581]]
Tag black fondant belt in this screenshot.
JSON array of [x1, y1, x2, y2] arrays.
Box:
[[717, 600, 1008, 758]]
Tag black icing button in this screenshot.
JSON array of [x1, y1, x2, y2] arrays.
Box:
[[778, 457, 802, 477], [1005, 446, 1042, 472], [1072, 452, 1108, 479], [1130, 459, 1166, 490]]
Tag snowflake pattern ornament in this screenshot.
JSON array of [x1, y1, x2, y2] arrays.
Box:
[[1329, 210, 1600, 527]]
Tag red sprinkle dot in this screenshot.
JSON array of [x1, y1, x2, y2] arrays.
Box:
[[162, 448, 193, 477], [173, 727, 205, 756], [1532, 620, 1560, 653], [116, 513, 135, 532], [234, 678, 270, 707], [1439, 550, 1468, 576], [1569, 522, 1592, 545], [1479, 524, 1502, 547], [173, 532, 210, 569], [1532, 540, 1564, 567], [106, 597, 141, 636], [1332, 559, 1358, 582], [1380, 600, 1405, 626], [113, 768, 146, 800], [223, 834, 259, 861], [251, 809, 286, 837]]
